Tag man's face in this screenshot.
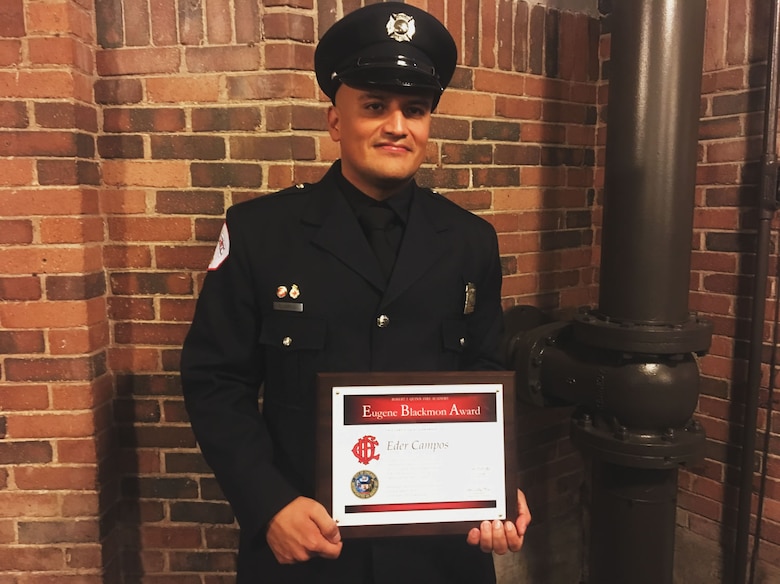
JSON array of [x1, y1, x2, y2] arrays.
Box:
[[327, 84, 434, 200]]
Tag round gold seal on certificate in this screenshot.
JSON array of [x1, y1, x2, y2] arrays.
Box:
[[351, 470, 379, 499]]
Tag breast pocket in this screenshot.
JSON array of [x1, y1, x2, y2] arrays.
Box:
[[440, 318, 468, 369], [259, 313, 327, 408]]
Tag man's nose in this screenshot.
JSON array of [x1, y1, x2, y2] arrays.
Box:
[[383, 108, 407, 135]]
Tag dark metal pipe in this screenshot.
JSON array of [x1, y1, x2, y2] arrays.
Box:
[[539, 343, 701, 432], [733, 0, 780, 581], [588, 462, 679, 584], [598, 0, 705, 326], [573, 0, 711, 357], [504, 2, 711, 582], [571, 1, 709, 582]]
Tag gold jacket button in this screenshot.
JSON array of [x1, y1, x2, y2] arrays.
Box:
[[282, 336, 292, 346], [376, 315, 390, 328]]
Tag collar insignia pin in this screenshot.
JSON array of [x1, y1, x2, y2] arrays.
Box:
[[386, 13, 415, 42]]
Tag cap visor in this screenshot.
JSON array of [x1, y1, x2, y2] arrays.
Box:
[[338, 67, 442, 94]]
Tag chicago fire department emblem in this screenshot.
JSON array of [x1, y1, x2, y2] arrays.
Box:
[[208, 223, 230, 271], [352, 435, 380, 465], [351, 470, 379, 499]]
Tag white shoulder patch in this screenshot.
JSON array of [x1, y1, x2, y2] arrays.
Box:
[[208, 223, 230, 271]]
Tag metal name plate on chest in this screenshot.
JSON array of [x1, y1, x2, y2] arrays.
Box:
[[273, 302, 304, 313]]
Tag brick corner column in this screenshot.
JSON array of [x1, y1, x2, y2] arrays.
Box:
[[0, 0, 119, 581]]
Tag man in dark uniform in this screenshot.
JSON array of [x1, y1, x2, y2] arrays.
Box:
[[180, 3, 531, 583]]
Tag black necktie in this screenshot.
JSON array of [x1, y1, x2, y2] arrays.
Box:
[[359, 205, 398, 280]]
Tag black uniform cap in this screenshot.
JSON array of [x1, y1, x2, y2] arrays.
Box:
[[315, 2, 457, 106]]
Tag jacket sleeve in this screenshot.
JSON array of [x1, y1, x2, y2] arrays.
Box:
[[180, 207, 299, 541]]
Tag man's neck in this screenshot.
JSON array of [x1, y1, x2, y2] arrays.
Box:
[[340, 169, 413, 201]]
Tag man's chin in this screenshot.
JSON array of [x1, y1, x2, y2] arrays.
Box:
[[372, 175, 414, 192], [370, 165, 416, 185]]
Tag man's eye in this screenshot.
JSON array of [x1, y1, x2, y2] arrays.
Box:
[[365, 102, 384, 112]]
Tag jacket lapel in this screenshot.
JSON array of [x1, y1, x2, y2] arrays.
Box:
[[382, 186, 449, 307], [303, 171, 387, 290], [302, 169, 450, 298]]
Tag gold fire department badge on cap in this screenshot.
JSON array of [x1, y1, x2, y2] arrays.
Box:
[[386, 13, 415, 42]]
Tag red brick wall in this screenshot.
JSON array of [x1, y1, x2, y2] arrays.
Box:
[[679, 0, 780, 576], [0, 0, 121, 581], [1, 0, 777, 582]]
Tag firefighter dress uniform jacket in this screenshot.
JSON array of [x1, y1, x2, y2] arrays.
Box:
[[180, 163, 504, 584]]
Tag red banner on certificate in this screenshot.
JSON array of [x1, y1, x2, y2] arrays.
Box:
[[344, 500, 497, 513], [343, 393, 497, 424]]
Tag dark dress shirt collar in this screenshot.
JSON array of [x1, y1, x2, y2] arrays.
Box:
[[334, 163, 413, 226]]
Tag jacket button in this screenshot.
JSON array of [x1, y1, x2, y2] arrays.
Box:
[[459, 337, 466, 347], [376, 314, 390, 328], [282, 336, 292, 346]]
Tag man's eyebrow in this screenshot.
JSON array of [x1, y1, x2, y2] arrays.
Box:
[[357, 90, 388, 100], [356, 90, 433, 108], [407, 96, 433, 107]]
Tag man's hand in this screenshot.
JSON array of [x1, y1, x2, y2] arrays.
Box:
[[266, 496, 343, 564], [466, 488, 531, 554]]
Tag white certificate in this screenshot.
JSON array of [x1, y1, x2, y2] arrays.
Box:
[[316, 371, 516, 537]]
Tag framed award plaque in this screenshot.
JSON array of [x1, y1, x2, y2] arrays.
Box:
[[315, 370, 517, 538]]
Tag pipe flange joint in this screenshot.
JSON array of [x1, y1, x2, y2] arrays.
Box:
[[570, 411, 706, 469], [572, 311, 713, 355], [506, 320, 569, 407]]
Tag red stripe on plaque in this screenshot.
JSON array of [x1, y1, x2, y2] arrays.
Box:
[[344, 393, 497, 425], [344, 500, 497, 514]]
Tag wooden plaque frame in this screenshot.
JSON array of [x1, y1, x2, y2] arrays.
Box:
[[315, 370, 517, 538]]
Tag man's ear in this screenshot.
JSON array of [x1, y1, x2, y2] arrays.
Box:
[[327, 105, 340, 142]]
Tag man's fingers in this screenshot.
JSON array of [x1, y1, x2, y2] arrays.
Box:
[[306, 501, 342, 558], [490, 519, 508, 554], [266, 497, 343, 564], [504, 520, 524, 553], [516, 489, 532, 534], [466, 526, 481, 546], [466, 492, 530, 554], [476, 520, 492, 553], [314, 539, 343, 560], [310, 504, 342, 544]]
